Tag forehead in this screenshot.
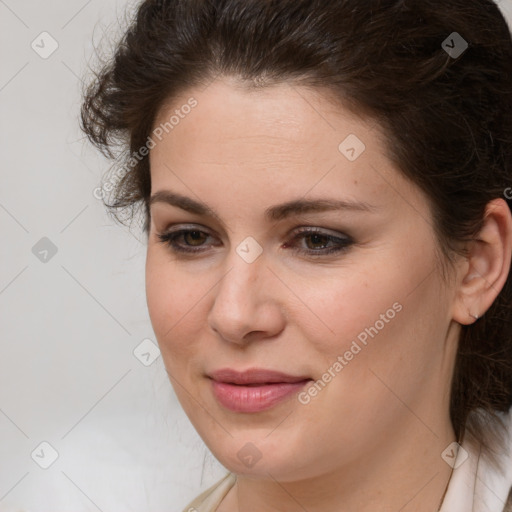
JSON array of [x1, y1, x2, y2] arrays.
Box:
[[148, 78, 425, 220], [154, 78, 377, 148], [152, 79, 379, 167]]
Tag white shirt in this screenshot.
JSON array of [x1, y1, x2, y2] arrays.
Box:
[[439, 408, 512, 512]]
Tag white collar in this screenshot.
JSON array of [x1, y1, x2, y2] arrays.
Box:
[[439, 407, 512, 512]]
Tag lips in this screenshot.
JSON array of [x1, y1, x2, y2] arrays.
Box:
[[208, 368, 312, 413], [208, 368, 311, 385]]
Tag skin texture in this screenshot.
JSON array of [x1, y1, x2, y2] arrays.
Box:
[[145, 77, 512, 512]]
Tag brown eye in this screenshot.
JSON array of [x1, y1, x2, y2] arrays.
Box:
[[284, 228, 354, 257], [183, 230, 208, 246], [303, 233, 331, 250], [156, 228, 215, 254]]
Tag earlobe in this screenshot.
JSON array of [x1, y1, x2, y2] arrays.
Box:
[[452, 198, 512, 326]]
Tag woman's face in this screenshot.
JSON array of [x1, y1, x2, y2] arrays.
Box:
[[146, 77, 459, 480]]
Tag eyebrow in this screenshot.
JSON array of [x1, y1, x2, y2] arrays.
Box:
[[149, 190, 379, 223]]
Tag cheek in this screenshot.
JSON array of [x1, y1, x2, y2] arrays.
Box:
[[145, 250, 201, 357], [304, 259, 446, 410], [145, 252, 171, 335], [293, 246, 442, 381], [287, 266, 402, 354]]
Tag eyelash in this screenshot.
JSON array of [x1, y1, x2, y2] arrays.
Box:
[[156, 226, 353, 257]]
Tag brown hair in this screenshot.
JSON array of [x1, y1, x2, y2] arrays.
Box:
[[80, 0, 512, 468]]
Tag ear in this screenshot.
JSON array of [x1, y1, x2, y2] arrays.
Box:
[[452, 198, 512, 326]]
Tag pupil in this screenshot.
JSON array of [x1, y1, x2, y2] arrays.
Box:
[[309, 234, 326, 248], [187, 231, 204, 245]]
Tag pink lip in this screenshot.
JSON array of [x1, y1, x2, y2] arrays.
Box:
[[208, 368, 312, 413]]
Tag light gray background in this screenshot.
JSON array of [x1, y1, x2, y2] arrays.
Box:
[[0, 1, 227, 510], [1, 1, 511, 511]]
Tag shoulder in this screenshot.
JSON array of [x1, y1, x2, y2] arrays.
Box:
[[474, 406, 512, 512], [499, 407, 512, 512], [180, 472, 236, 512], [440, 406, 512, 512]]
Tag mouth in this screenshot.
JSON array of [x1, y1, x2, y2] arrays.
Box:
[[208, 367, 312, 385], [207, 368, 313, 413]]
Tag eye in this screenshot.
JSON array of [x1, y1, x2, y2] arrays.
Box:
[[284, 227, 354, 257], [156, 227, 216, 254], [155, 225, 354, 257]]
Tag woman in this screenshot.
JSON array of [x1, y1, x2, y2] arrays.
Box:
[[80, 0, 512, 510]]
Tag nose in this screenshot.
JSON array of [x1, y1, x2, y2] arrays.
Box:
[[207, 246, 286, 346]]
